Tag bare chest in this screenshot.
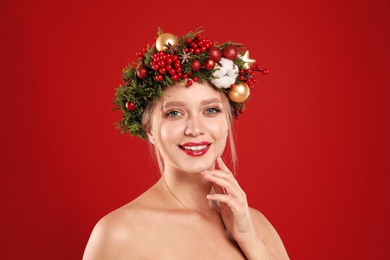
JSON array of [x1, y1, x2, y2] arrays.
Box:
[[132, 213, 246, 259]]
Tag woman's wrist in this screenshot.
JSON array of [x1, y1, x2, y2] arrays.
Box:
[[236, 233, 278, 260]]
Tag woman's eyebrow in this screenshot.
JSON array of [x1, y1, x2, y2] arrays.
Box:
[[201, 98, 222, 105], [163, 101, 186, 108], [163, 98, 222, 108]]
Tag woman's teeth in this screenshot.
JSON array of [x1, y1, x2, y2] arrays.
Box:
[[182, 145, 208, 151]]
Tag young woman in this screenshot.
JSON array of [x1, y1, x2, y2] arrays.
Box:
[[83, 29, 289, 259]]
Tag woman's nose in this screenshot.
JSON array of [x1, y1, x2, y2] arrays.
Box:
[[184, 115, 205, 136]]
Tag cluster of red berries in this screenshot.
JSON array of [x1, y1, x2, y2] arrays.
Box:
[[185, 34, 217, 73], [135, 48, 148, 60], [239, 65, 270, 90], [184, 34, 213, 54], [148, 51, 199, 86], [150, 51, 198, 85]]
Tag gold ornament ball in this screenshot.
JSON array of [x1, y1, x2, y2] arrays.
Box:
[[228, 82, 250, 103], [155, 33, 179, 51]]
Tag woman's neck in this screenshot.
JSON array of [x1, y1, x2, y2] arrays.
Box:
[[159, 167, 215, 213]]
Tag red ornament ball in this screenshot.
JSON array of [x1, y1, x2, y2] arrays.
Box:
[[136, 67, 148, 79], [191, 60, 201, 71], [222, 45, 238, 60], [156, 74, 163, 81], [207, 46, 222, 62], [204, 58, 215, 70], [125, 101, 135, 111]]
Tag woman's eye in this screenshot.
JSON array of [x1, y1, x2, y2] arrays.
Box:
[[166, 110, 182, 117], [205, 107, 220, 114]]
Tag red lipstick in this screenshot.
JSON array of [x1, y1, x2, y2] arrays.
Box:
[[179, 142, 211, 157]]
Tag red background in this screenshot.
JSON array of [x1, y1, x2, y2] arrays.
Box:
[[1, 0, 389, 259]]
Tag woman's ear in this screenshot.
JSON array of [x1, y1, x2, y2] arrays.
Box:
[[147, 132, 155, 144]]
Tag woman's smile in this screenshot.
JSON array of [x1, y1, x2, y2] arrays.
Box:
[[179, 142, 212, 156]]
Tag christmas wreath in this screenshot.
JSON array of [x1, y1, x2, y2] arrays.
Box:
[[114, 27, 269, 139]]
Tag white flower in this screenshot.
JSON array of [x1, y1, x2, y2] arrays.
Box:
[[211, 58, 239, 89]]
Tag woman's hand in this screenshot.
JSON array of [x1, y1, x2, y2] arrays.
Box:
[[202, 157, 256, 243], [202, 157, 285, 259]]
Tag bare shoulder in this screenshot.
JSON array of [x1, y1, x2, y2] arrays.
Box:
[[249, 208, 290, 260], [249, 208, 277, 239], [82, 201, 147, 260]]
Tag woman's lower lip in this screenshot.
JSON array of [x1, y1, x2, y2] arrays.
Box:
[[180, 145, 210, 157]]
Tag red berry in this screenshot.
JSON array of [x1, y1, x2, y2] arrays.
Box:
[[125, 101, 135, 111], [156, 74, 163, 81], [166, 58, 173, 64], [172, 74, 179, 81], [193, 77, 198, 82], [222, 45, 238, 60], [262, 69, 271, 75], [204, 58, 215, 70], [159, 67, 166, 74], [187, 79, 193, 86], [174, 61, 181, 69]]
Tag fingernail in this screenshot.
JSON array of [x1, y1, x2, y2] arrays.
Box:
[[202, 172, 212, 178], [201, 170, 208, 175]]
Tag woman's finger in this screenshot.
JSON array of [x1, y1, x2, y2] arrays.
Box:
[[203, 172, 244, 199], [206, 193, 239, 209], [216, 157, 231, 173]]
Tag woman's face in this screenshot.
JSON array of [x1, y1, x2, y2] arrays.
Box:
[[150, 81, 229, 174]]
